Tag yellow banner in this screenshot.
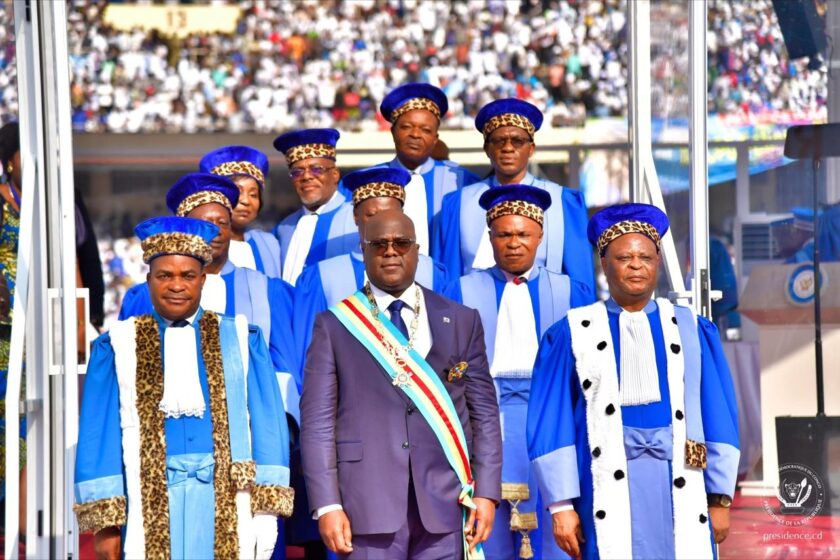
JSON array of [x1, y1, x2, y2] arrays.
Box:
[[103, 5, 242, 38]]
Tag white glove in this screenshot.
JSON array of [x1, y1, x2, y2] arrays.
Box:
[[253, 513, 279, 560]]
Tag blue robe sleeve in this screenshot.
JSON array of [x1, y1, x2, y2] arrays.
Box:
[[267, 278, 298, 379], [709, 238, 738, 324], [561, 189, 595, 291], [442, 277, 463, 303], [431, 258, 450, 293], [291, 265, 328, 387], [247, 327, 294, 517], [433, 190, 463, 274], [527, 318, 582, 504], [697, 317, 740, 497], [118, 283, 152, 320], [569, 278, 596, 309], [74, 333, 128, 534]]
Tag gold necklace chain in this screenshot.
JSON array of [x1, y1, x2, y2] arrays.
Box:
[[364, 281, 421, 353]]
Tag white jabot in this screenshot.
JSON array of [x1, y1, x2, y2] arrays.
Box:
[[491, 272, 539, 377], [228, 239, 257, 270], [472, 230, 495, 270], [403, 171, 430, 256], [618, 308, 662, 405], [201, 273, 227, 314], [160, 322, 205, 418], [283, 212, 318, 286], [369, 281, 432, 358]]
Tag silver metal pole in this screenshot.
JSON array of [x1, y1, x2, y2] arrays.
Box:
[[689, 0, 711, 319], [626, 0, 689, 303]]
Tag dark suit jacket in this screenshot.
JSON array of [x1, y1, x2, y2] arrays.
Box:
[[300, 286, 502, 535]]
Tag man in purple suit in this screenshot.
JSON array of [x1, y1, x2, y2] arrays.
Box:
[[300, 210, 502, 559]]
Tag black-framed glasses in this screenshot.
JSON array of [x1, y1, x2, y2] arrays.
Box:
[[363, 238, 417, 255], [486, 136, 532, 150], [289, 164, 335, 180]]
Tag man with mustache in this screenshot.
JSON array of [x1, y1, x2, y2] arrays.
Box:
[[75, 216, 292, 560], [372, 83, 480, 257], [444, 185, 593, 559], [433, 98, 594, 293], [527, 203, 740, 559], [301, 210, 502, 559], [273, 128, 357, 286]]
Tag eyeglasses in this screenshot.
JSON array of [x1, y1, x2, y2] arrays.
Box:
[[289, 165, 335, 180], [486, 136, 532, 150], [363, 238, 417, 255]]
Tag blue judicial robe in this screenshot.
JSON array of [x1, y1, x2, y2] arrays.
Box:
[[119, 260, 298, 384], [527, 299, 740, 560], [372, 157, 480, 254], [75, 308, 290, 559], [274, 192, 358, 271], [445, 266, 593, 559], [292, 251, 448, 385], [244, 229, 283, 278], [433, 173, 594, 290]]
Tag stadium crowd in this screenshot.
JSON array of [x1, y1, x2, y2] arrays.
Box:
[[0, 0, 826, 134]]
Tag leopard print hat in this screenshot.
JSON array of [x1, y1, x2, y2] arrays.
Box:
[[380, 83, 449, 123], [587, 203, 670, 256], [135, 216, 219, 265], [479, 184, 552, 227], [343, 167, 411, 207], [475, 98, 544, 139], [273, 128, 341, 165], [199, 145, 269, 188], [166, 173, 239, 217]]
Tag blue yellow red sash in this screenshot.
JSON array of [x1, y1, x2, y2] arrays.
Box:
[[329, 290, 484, 559]]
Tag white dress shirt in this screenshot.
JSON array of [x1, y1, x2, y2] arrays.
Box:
[[200, 272, 227, 314], [283, 191, 340, 286], [403, 171, 430, 256]]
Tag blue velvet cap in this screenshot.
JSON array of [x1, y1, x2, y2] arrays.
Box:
[[272, 128, 340, 165], [587, 203, 670, 255], [474, 98, 544, 137], [479, 184, 552, 226], [343, 167, 412, 206], [134, 216, 219, 265], [166, 172, 240, 217], [380, 83, 448, 123], [199, 145, 269, 187]]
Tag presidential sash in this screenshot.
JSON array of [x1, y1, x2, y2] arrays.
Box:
[[329, 290, 484, 560]]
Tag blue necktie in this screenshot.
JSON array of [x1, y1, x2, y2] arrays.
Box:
[[387, 300, 409, 339]]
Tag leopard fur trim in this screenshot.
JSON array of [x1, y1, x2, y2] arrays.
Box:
[[74, 495, 127, 534], [486, 200, 544, 226], [175, 191, 233, 217], [283, 144, 337, 165], [141, 232, 213, 266], [685, 439, 708, 469], [482, 113, 536, 138], [230, 460, 257, 491], [209, 161, 265, 186], [250, 484, 295, 519], [390, 97, 442, 123], [199, 311, 240, 558], [134, 315, 171, 559], [596, 220, 662, 256], [352, 182, 406, 207]]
